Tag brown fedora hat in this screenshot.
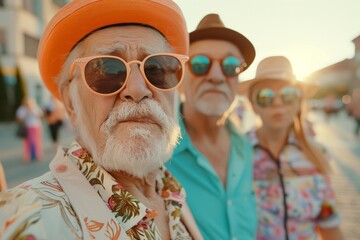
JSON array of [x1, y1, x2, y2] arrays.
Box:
[[238, 56, 318, 97], [190, 14, 255, 71]]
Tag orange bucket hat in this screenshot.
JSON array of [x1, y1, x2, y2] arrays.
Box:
[[37, 0, 189, 100]]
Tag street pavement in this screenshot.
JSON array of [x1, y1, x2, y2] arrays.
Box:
[[0, 120, 74, 187], [0, 110, 360, 239], [309, 110, 360, 240]]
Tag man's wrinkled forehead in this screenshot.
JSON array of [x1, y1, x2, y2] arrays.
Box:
[[75, 24, 169, 55], [87, 39, 170, 58]]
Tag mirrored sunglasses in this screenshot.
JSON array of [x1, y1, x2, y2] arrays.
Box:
[[69, 53, 189, 96], [189, 55, 247, 77], [256, 86, 302, 107]]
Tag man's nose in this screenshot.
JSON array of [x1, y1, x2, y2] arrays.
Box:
[[118, 64, 152, 102], [206, 60, 225, 84]]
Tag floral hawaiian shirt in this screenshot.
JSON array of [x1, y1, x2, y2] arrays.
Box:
[[247, 131, 341, 240], [0, 142, 191, 240]]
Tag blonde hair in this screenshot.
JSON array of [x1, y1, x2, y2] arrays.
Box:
[[293, 107, 330, 175]]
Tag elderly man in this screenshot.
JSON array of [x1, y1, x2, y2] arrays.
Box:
[[0, 0, 202, 239], [166, 14, 257, 239]]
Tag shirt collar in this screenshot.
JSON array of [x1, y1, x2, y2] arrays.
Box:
[[66, 141, 186, 234], [247, 129, 299, 147]]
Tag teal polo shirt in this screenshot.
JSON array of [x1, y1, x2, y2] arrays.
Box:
[[166, 112, 257, 240]]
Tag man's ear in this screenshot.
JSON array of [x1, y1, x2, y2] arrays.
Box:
[[60, 84, 78, 127]]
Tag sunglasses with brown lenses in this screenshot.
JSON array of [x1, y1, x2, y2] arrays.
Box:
[[69, 53, 189, 96]]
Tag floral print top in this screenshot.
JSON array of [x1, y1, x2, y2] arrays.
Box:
[[0, 142, 191, 240], [247, 131, 341, 240]]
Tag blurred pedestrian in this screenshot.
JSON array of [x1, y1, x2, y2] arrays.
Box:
[[238, 56, 344, 240], [16, 97, 44, 162], [166, 13, 257, 239], [43, 97, 65, 150], [0, 162, 7, 191], [323, 95, 337, 117]]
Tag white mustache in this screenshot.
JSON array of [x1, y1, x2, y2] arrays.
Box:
[[197, 83, 231, 96], [103, 99, 171, 134]]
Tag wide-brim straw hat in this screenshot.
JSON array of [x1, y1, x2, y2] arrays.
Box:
[[238, 56, 318, 98], [38, 0, 188, 101], [190, 14, 255, 71]]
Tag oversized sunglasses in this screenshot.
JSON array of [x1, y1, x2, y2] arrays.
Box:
[[256, 86, 302, 107], [69, 53, 189, 96], [189, 55, 247, 77]]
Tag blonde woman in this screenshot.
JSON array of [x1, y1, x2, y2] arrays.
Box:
[[238, 56, 344, 240]]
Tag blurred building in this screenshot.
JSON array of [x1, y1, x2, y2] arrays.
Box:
[[306, 34, 360, 99], [0, 0, 68, 121]]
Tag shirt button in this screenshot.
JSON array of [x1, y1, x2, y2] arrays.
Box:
[[227, 200, 232, 206], [232, 237, 238, 240]]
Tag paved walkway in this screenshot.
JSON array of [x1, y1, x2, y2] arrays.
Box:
[[0, 120, 74, 187], [309, 110, 360, 240]]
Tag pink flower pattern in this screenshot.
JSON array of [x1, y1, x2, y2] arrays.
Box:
[[248, 131, 341, 240], [0, 142, 191, 240]]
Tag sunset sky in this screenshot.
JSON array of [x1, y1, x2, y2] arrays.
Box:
[[177, 0, 360, 81]]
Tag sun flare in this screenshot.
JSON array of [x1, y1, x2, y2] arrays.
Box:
[[285, 44, 330, 81]]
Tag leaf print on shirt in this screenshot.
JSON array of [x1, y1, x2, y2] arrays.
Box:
[[161, 169, 183, 203], [145, 209, 158, 220], [127, 219, 158, 240], [84, 217, 121, 240], [170, 208, 181, 220], [105, 219, 121, 240], [71, 148, 105, 188], [35, 188, 81, 234], [110, 189, 141, 222], [7, 214, 40, 240], [84, 217, 104, 233]]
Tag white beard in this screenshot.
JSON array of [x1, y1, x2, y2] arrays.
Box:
[[195, 100, 230, 116], [193, 83, 233, 117], [72, 92, 180, 178], [99, 100, 180, 178]]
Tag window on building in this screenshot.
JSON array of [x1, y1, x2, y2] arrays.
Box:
[[0, 29, 6, 54], [52, 0, 68, 7], [35, 82, 43, 105], [22, 0, 41, 17], [24, 33, 39, 58]]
